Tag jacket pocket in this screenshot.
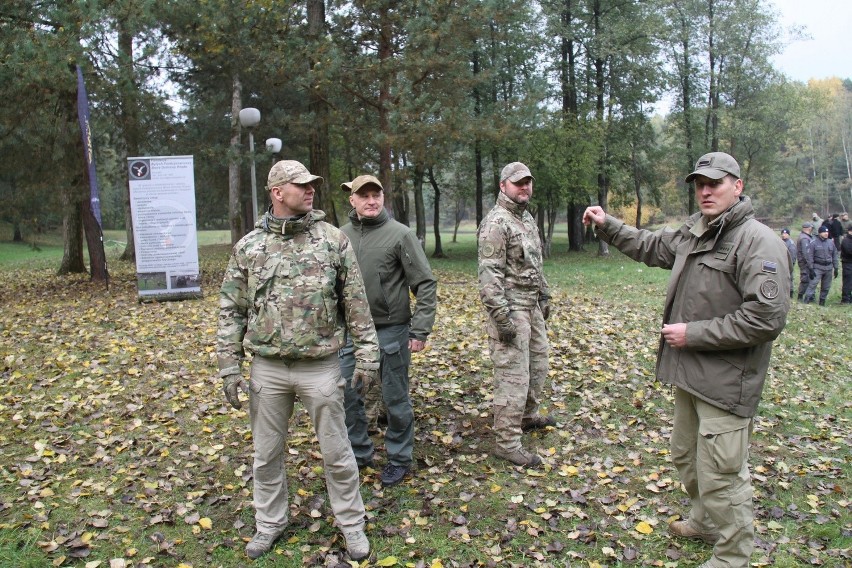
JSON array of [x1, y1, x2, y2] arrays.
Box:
[[699, 414, 752, 474]]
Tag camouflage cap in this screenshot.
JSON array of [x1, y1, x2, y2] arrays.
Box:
[[341, 174, 383, 193], [500, 162, 535, 183], [685, 152, 741, 183], [267, 160, 323, 190]]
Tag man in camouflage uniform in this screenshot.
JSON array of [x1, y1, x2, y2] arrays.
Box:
[[478, 162, 554, 468], [217, 160, 379, 561]]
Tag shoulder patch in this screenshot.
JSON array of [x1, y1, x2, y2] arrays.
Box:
[[481, 242, 496, 258], [761, 260, 777, 274], [760, 278, 780, 300]]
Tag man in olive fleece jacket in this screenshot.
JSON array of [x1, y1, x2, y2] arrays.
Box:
[[584, 152, 789, 568], [338, 174, 437, 487]]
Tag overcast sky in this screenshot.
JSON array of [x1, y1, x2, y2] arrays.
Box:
[[770, 0, 852, 82]]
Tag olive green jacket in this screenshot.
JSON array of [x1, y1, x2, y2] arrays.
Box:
[[341, 208, 437, 341], [596, 196, 790, 417]]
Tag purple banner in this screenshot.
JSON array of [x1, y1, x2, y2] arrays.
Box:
[[76, 65, 102, 227]]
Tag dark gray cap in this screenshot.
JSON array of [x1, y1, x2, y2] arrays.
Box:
[[685, 152, 741, 183]]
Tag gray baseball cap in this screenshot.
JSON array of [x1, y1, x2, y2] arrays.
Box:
[[500, 162, 535, 183], [685, 152, 741, 183], [802, 222, 814, 229], [267, 160, 323, 189]]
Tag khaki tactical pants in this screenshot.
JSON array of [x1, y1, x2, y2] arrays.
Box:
[[671, 387, 754, 568], [249, 355, 366, 534], [488, 306, 549, 452]]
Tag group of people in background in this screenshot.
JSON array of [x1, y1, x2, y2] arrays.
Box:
[[215, 152, 798, 568], [783, 211, 851, 305]]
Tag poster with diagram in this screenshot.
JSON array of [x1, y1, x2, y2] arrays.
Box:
[[128, 155, 202, 301]]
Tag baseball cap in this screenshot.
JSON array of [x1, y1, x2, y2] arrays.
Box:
[[685, 152, 741, 183], [818, 225, 830, 233], [780, 228, 790, 235], [500, 162, 535, 183], [341, 174, 383, 193], [267, 160, 323, 189], [802, 222, 813, 229]]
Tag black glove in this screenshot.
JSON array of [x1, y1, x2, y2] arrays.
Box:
[[539, 299, 551, 321], [353, 364, 379, 398], [494, 315, 517, 343], [809, 269, 816, 280], [223, 373, 248, 409]]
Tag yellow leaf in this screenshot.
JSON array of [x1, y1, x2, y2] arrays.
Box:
[[376, 556, 399, 566], [198, 518, 212, 530], [490, 484, 502, 493], [431, 560, 444, 568], [635, 521, 653, 534]]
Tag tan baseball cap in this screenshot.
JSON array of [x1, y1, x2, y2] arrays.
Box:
[[267, 160, 323, 189], [685, 152, 741, 183], [500, 162, 534, 183], [341, 174, 383, 193]]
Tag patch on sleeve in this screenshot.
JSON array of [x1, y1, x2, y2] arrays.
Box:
[[760, 278, 780, 300], [761, 260, 777, 274], [481, 242, 496, 258]]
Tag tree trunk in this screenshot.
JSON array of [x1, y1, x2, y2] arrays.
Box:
[[82, 200, 108, 284], [229, 74, 244, 244], [413, 164, 426, 249], [308, 0, 337, 226], [566, 204, 585, 252], [118, 17, 138, 262], [59, 178, 86, 275], [472, 49, 484, 227], [427, 167, 444, 258]]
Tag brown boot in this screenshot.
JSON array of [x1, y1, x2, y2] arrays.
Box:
[[493, 446, 542, 467], [668, 519, 721, 545], [521, 415, 556, 432]]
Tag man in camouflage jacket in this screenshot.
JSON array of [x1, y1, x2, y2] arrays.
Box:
[[478, 162, 554, 468], [217, 160, 379, 561]]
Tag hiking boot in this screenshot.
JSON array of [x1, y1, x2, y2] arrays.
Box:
[[357, 457, 375, 471], [380, 463, 409, 487], [668, 519, 721, 545], [521, 415, 556, 432], [343, 529, 370, 560], [493, 446, 542, 467], [818, 299, 826, 306], [246, 529, 285, 559]]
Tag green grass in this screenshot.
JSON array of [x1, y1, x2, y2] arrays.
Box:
[[0, 224, 849, 567]]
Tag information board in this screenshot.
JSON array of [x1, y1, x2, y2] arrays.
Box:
[[128, 156, 202, 301]]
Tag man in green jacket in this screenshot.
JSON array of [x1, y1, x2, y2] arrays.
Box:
[[583, 152, 790, 568], [339, 174, 438, 487]]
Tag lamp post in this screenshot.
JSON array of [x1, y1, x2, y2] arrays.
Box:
[[262, 138, 282, 215], [238, 107, 261, 223], [265, 137, 282, 162]]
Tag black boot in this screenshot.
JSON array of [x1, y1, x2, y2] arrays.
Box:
[[819, 299, 825, 306]]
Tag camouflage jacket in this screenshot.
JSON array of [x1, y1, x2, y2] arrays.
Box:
[[217, 209, 379, 377], [478, 192, 550, 319]]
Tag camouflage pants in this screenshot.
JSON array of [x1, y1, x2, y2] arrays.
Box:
[[487, 307, 549, 452], [671, 387, 754, 568]]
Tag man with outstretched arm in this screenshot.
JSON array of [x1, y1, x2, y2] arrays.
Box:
[[583, 151, 790, 568]]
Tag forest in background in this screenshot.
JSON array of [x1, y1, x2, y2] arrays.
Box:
[[1, 0, 851, 274]]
